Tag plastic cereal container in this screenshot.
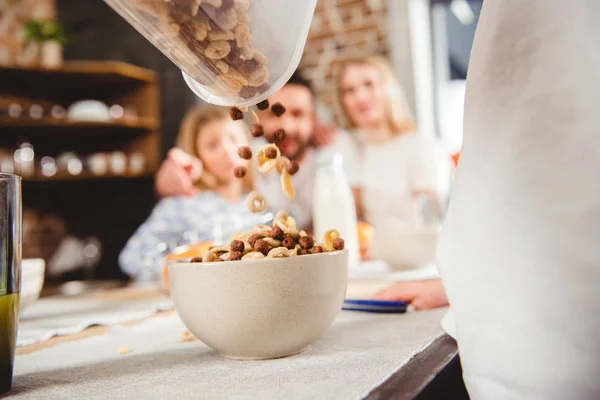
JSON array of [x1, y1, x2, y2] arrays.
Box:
[[104, 0, 317, 107]]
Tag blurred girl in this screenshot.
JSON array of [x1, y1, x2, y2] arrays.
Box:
[[337, 55, 453, 231], [119, 106, 260, 279]]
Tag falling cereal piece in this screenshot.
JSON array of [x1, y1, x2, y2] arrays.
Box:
[[333, 238, 345, 250], [251, 109, 260, 124], [234, 165, 247, 178], [273, 128, 286, 143], [250, 124, 264, 138], [286, 161, 299, 175], [229, 107, 244, 120], [238, 146, 252, 160], [118, 346, 130, 355], [271, 102, 286, 117], [281, 168, 295, 200], [256, 99, 270, 110], [247, 191, 266, 213]]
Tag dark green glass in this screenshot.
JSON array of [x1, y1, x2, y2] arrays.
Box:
[[0, 174, 22, 394]]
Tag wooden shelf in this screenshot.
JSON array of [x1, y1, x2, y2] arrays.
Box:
[[22, 171, 154, 182], [0, 117, 158, 131], [0, 61, 156, 85]]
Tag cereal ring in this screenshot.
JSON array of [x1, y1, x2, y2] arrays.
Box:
[[210, 246, 231, 253], [323, 229, 341, 252], [273, 210, 289, 223], [281, 168, 295, 200], [202, 251, 219, 263], [246, 191, 266, 213], [299, 230, 308, 237], [252, 224, 272, 237], [219, 8, 238, 31], [262, 237, 281, 248], [194, 22, 209, 40], [252, 51, 268, 66], [220, 71, 248, 90], [275, 216, 297, 232], [205, 40, 231, 59], [266, 247, 291, 258], [204, 0, 223, 7], [248, 66, 269, 87], [234, 0, 250, 12], [276, 156, 291, 175], [209, 29, 235, 41], [242, 251, 265, 260], [234, 24, 251, 47], [257, 144, 280, 173], [231, 231, 250, 242], [240, 43, 255, 60]]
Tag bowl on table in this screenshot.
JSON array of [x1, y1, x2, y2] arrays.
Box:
[[372, 226, 440, 270], [168, 249, 348, 360], [20, 258, 46, 311]]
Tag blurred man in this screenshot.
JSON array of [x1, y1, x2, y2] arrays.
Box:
[[154, 72, 360, 230]]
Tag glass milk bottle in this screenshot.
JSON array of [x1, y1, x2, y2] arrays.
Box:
[[312, 152, 360, 268]]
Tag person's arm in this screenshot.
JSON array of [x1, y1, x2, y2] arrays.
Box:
[[119, 197, 185, 279], [155, 148, 203, 198], [372, 279, 449, 310]]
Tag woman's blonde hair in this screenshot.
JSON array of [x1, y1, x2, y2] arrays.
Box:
[[175, 105, 252, 191], [336, 55, 417, 134]]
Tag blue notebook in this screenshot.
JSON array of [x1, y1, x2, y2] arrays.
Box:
[[342, 299, 408, 313]]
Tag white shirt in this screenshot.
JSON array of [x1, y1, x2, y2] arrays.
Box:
[[437, 1, 600, 399], [253, 131, 360, 230], [360, 132, 452, 231]]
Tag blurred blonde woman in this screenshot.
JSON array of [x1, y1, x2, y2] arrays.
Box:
[[337, 55, 453, 231], [119, 106, 261, 279]]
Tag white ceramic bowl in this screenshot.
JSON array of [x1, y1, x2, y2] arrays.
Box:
[[168, 250, 348, 360], [67, 100, 112, 122], [20, 258, 45, 310], [372, 227, 439, 270]]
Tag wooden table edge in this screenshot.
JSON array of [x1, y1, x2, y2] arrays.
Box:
[[364, 334, 459, 400]]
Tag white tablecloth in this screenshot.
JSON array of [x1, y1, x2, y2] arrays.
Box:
[[11, 308, 447, 400], [17, 289, 172, 347]]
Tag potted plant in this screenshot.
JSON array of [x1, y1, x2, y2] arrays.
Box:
[[21, 19, 69, 68]]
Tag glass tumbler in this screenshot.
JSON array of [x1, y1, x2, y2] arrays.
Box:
[[0, 174, 22, 394]]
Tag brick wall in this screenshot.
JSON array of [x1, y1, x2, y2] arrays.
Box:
[[299, 0, 389, 123], [0, 0, 56, 66]]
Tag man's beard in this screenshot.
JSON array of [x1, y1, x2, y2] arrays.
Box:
[[272, 137, 309, 162]]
